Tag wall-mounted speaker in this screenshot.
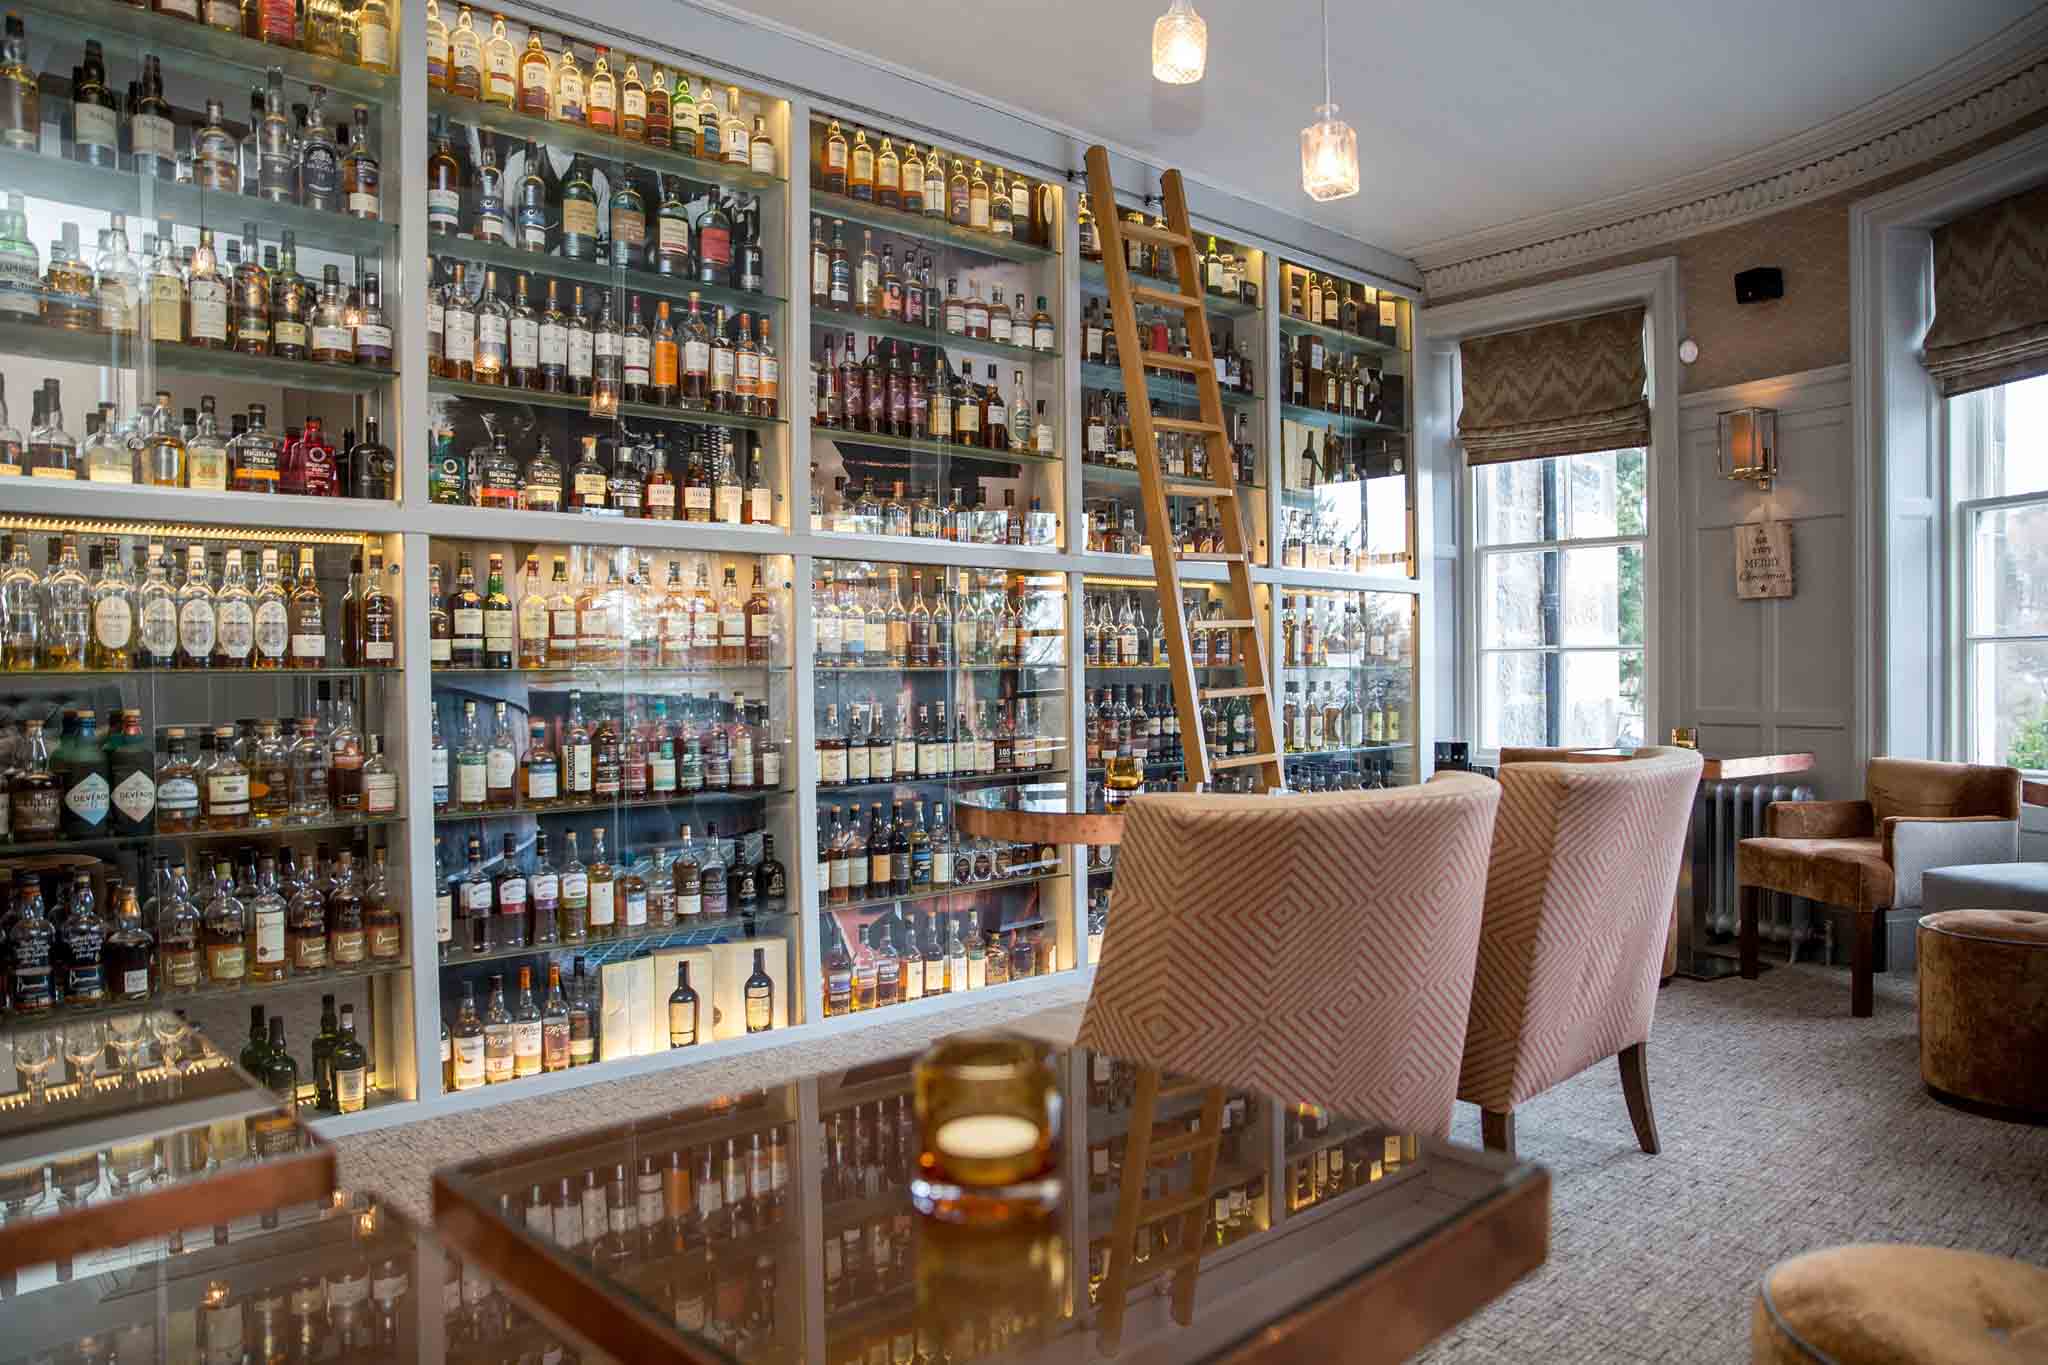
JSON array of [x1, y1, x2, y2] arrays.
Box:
[[1735, 267, 1784, 304]]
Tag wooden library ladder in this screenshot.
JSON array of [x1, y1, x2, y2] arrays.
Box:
[[1095, 1066, 1229, 1355], [1083, 144, 1283, 794]]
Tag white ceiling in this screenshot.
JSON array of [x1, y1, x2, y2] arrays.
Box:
[[713, 0, 2042, 260]]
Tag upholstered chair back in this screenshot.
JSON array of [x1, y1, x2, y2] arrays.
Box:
[[1460, 746, 1703, 1112], [1077, 774, 1501, 1138], [1866, 758, 2021, 824]]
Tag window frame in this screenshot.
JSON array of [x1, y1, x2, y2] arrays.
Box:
[[1471, 457, 1650, 750], [1941, 384, 2048, 773]]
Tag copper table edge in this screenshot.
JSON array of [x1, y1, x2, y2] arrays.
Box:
[[1210, 1165, 1551, 1365], [2024, 778, 2048, 808], [954, 799, 1129, 846], [1558, 750, 1815, 782], [0, 1140, 337, 1276], [433, 1170, 733, 1365]]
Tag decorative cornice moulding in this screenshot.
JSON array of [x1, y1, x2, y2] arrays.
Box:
[[1417, 17, 2048, 300]]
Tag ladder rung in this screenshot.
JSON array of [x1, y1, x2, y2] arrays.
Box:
[[1211, 751, 1280, 771], [1120, 221, 1193, 251], [1145, 1128, 1220, 1163], [1163, 480, 1231, 499], [1129, 1245, 1205, 1285], [1141, 350, 1207, 375], [1199, 685, 1267, 701], [1152, 416, 1226, 436], [1140, 1189, 1210, 1224], [1132, 283, 1204, 311], [1178, 551, 1245, 563]]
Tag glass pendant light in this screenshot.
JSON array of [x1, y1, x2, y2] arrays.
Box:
[[1300, 0, 1358, 201], [1151, 0, 1207, 84]]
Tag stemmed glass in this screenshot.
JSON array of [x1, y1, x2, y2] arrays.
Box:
[[60, 1022, 104, 1095], [105, 1014, 147, 1091], [13, 1030, 57, 1109], [150, 1012, 191, 1091]]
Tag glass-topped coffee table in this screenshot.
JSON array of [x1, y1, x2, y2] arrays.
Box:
[[953, 782, 1143, 846], [432, 1035, 1548, 1364]]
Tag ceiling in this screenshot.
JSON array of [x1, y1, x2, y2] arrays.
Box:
[[713, 0, 2042, 262]]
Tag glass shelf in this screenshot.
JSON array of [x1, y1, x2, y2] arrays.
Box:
[[0, 317, 393, 396], [0, 955, 408, 1040], [0, 147, 394, 258], [1079, 260, 1261, 320], [809, 304, 1055, 362], [1278, 402, 1402, 436], [431, 663, 788, 679], [1281, 742, 1413, 760], [438, 908, 799, 972], [0, 666, 396, 683], [433, 787, 784, 823], [809, 192, 1054, 264], [830, 865, 1065, 915], [0, 811, 403, 859], [814, 663, 1063, 676], [10, 0, 397, 98], [816, 768, 1065, 798], [430, 94, 785, 196], [429, 378, 785, 432], [811, 426, 1058, 467], [1081, 361, 1260, 411], [430, 235, 783, 317], [1080, 460, 1264, 492], [1279, 313, 1402, 357]]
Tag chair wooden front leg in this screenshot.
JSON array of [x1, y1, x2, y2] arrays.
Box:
[[1851, 911, 1881, 1018], [1739, 883, 1762, 979], [1617, 1043, 1660, 1155], [1481, 1108, 1515, 1157]]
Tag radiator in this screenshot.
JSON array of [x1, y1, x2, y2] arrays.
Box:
[[1702, 778, 1816, 951]]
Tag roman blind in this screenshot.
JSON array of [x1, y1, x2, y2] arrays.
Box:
[[1457, 306, 1649, 466], [1922, 182, 2048, 397]]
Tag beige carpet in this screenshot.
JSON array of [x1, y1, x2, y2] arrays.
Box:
[[339, 963, 2048, 1363]]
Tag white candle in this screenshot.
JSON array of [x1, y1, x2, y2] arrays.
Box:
[[934, 1114, 1039, 1162]]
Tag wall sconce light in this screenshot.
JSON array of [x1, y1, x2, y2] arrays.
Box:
[[1716, 406, 1777, 490]]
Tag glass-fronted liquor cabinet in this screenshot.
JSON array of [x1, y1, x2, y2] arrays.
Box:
[[425, 534, 797, 1092], [0, 0, 402, 501], [811, 556, 1072, 1013], [424, 8, 791, 528], [1260, 583, 1419, 791], [808, 111, 1064, 552], [1078, 207, 1267, 566], [1277, 260, 1413, 577], [0, 514, 417, 1118]]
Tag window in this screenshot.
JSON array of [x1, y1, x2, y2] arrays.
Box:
[[1472, 449, 1647, 749], [1953, 372, 2048, 771]]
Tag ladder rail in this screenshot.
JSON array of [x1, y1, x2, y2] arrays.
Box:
[[1084, 146, 1284, 792]]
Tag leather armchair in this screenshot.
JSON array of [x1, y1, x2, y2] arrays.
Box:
[[1736, 758, 2020, 1016]]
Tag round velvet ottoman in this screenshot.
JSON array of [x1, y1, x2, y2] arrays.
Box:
[[1918, 909, 2048, 1119], [1752, 1244, 2048, 1363]]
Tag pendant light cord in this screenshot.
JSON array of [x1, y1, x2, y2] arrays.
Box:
[[1321, 0, 1331, 108]]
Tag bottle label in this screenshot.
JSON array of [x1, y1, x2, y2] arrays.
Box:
[[562, 199, 598, 239], [292, 632, 326, 660], [254, 601, 289, 658], [458, 761, 486, 804], [539, 321, 567, 366], [94, 597, 133, 650], [569, 329, 594, 377], [660, 217, 690, 253], [112, 767, 155, 823], [216, 601, 254, 659], [132, 112, 177, 160], [365, 771, 397, 813], [356, 323, 393, 355], [336, 1066, 366, 1112], [207, 771, 250, 814], [74, 102, 117, 151], [359, 19, 390, 68], [428, 187, 461, 229], [444, 310, 474, 362], [698, 226, 731, 268], [624, 334, 651, 380], [64, 770, 110, 826], [156, 775, 199, 818], [590, 880, 615, 926]]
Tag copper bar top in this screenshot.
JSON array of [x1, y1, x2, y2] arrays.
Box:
[[1561, 749, 1816, 782]]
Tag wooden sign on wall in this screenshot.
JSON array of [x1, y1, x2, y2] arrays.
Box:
[[1736, 520, 1794, 599]]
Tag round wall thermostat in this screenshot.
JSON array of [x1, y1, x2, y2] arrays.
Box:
[[1679, 338, 1700, 365]]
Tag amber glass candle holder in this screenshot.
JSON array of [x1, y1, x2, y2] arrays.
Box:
[[911, 1034, 1062, 1223]]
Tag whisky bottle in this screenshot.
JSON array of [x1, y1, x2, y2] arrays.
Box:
[[518, 30, 552, 114], [744, 947, 774, 1033]]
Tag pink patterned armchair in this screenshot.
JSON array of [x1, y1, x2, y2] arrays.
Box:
[[1077, 774, 1501, 1138], [1459, 746, 1703, 1156]]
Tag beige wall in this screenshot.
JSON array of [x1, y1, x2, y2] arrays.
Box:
[[1430, 109, 2048, 393]]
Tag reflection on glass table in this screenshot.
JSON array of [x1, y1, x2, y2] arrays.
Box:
[[0, 1014, 333, 1275], [432, 1036, 1547, 1365]]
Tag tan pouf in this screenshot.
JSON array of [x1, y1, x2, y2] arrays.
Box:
[[1752, 1244, 2048, 1363], [1919, 909, 2048, 1118]]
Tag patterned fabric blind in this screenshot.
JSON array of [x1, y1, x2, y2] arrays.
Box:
[[1923, 183, 2048, 397], [1457, 306, 1649, 466]]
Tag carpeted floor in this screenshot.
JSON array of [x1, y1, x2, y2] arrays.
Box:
[[339, 961, 2048, 1362]]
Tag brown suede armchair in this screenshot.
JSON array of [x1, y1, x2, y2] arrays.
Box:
[[1736, 758, 2021, 1016]]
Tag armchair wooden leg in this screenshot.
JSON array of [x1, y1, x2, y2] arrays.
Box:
[[1739, 883, 1762, 979], [1617, 1043, 1660, 1155], [1481, 1109, 1515, 1157], [1851, 911, 1881, 1018]]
